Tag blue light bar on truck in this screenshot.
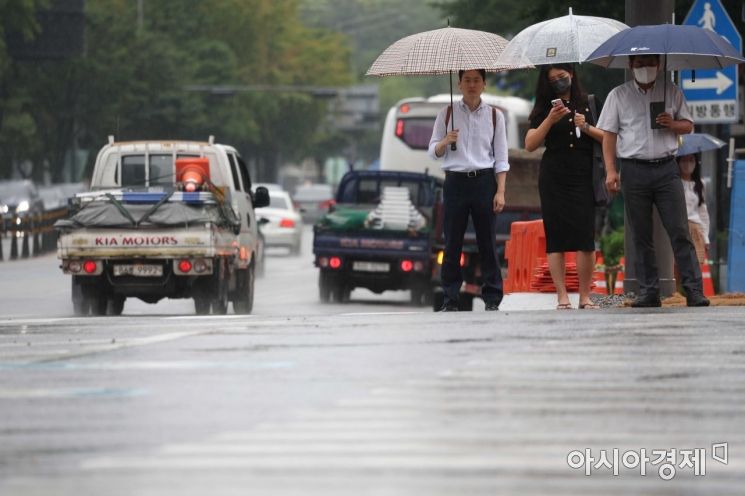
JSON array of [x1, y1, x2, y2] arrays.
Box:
[[121, 191, 213, 204], [73, 190, 218, 205]]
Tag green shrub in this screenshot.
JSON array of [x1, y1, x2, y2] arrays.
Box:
[[600, 228, 624, 268]]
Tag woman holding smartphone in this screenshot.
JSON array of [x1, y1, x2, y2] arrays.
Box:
[[525, 63, 605, 309]]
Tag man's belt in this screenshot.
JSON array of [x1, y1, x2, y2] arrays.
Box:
[[619, 157, 674, 166], [445, 168, 494, 178]]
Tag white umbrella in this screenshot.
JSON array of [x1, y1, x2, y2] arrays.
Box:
[[496, 8, 629, 66], [367, 26, 529, 151]]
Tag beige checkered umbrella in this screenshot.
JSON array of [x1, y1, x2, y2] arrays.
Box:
[[366, 27, 523, 76], [367, 27, 529, 150]]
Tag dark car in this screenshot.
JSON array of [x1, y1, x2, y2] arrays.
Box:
[[0, 180, 45, 231]]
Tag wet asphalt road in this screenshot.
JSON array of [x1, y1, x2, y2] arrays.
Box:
[[1, 227, 744, 495]]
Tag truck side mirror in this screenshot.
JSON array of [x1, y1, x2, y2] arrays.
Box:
[[253, 186, 270, 208]]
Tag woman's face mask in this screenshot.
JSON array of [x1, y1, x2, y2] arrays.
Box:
[[633, 66, 658, 84], [550, 76, 571, 94]]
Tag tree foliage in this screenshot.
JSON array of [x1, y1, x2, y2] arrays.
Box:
[[0, 0, 353, 182]]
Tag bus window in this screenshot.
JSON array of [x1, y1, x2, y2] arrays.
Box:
[[395, 118, 435, 150]]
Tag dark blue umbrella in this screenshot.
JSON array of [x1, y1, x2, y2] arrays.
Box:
[[676, 133, 726, 156], [585, 24, 745, 70]]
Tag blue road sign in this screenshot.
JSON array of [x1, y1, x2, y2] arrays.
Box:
[[680, 0, 741, 123]]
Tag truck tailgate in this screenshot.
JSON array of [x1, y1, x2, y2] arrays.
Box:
[[58, 227, 237, 258], [313, 229, 430, 260]]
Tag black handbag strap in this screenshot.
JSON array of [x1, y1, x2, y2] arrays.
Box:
[[588, 94, 598, 124], [587, 94, 603, 158]]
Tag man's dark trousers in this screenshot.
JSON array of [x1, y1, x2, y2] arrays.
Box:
[[442, 171, 503, 306], [620, 158, 704, 298]]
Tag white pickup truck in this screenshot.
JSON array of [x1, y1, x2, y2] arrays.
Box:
[[56, 137, 269, 316]]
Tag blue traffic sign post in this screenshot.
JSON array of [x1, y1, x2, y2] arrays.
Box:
[[680, 0, 741, 123]]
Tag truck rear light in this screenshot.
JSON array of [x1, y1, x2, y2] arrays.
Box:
[[68, 261, 82, 273], [193, 259, 208, 273], [400, 260, 414, 272], [399, 103, 410, 114], [279, 218, 295, 228], [414, 261, 424, 272], [436, 251, 466, 267], [395, 119, 405, 138], [178, 259, 193, 273], [83, 260, 98, 274], [329, 256, 342, 269], [318, 256, 329, 268]]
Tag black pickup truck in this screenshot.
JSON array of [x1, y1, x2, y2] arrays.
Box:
[[312, 169, 541, 310]]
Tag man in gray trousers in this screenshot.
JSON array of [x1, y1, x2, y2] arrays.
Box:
[[597, 54, 709, 307]]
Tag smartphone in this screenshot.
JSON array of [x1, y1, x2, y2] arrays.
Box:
[[551, 98, 563, 107], [650, 101, 666, 129]]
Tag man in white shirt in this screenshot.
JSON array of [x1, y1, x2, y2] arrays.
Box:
[[597, 54, 709, 307], [428, 69, 508, 311]]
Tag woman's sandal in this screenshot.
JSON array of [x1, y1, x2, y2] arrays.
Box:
[[578, 302, 600, 309], [556, 303, 573, 310]]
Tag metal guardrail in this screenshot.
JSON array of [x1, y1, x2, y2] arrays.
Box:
[[0, 205, 70, 261]]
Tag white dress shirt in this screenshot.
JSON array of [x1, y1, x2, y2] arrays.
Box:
[[596, 78, 694, 160], [427, 99, 509, 173], [682, 180, 710, 243]]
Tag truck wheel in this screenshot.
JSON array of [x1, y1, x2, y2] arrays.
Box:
[[319, 272, 332, 303], [209, 258, 229, 315], [332, 283, 350, 303], [233, 265, 255, 314], [194, 297, 211, 315], [73, 277, 107, 316], [72, 278, 88, 316], [211, 291, 229, 315], [89, 294, 108, 316], [410, 286, 431, 306], [107, 296, 125, 316]]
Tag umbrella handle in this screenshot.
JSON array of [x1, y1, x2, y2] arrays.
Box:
[[449, 70, 457, 152]]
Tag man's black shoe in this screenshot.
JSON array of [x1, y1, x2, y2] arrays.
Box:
[[630, 296, 662, 308], [484, 302, 500, 311], [439, 303, 459, 312], [686, 295, 710, 307]]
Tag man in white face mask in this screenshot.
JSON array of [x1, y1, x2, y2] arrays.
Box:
[[596, 54, 710, 308]]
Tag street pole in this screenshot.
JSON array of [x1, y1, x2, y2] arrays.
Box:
[[623, 0, 676, 297]]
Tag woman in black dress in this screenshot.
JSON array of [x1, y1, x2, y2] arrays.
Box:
[[525, 64, 604, 309]]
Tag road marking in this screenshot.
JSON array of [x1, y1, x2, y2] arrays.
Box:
[[81, 454, 537, 471], [341, 311, 426, 316], [0, 387, 148, 399], [0, 360, 295, 370], [0, 331, 210, 364]]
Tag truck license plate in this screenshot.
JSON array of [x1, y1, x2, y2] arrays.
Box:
[[113, 264, 163, 277], [352, 261, 390, 272]]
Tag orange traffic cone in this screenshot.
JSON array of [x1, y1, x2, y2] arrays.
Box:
[[700, 261, 715, 296], [591, 252, 606, 295]]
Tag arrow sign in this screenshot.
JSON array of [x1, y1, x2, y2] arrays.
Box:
[[681, 0, 741, 123], [682, 71, 734, 95]]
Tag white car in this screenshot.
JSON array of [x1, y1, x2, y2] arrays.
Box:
[[256, 190, 303, 255]]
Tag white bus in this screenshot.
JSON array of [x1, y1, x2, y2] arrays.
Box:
[[379, 93, 533, 178]]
